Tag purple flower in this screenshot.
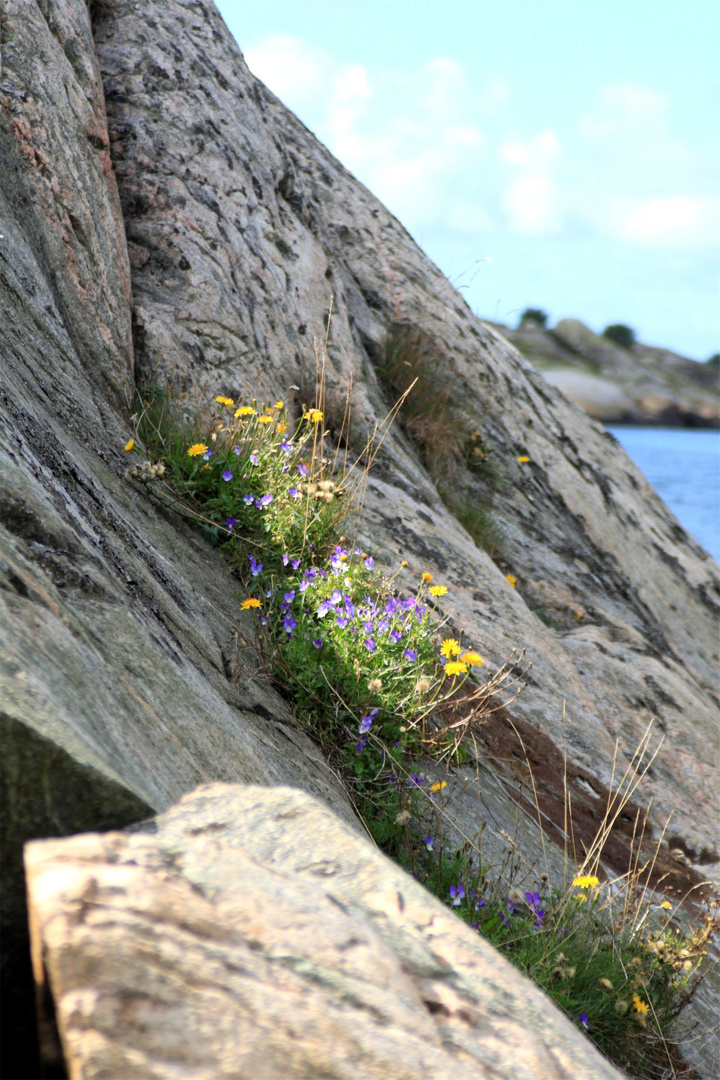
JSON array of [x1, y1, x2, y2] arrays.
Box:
[[317, 601, 331, 618], [292, 558, 301, 569], [579, 1013, 589, 1030], [258, 492, 273, 507], [403, 648, 418, 662], [336, 614, 349, 628], [409, 773, 423, 787], [299, 580, 310, 592], [297, 463, 309, 476], [449, 885, 465, 907], [499, 900, 515, 928], [282, 553, 290, 566], [222, 470, 233, 482], [289, 487, 301, 500], [475, 898, 487, 911], [225, 517, 237, 530], [363, 556, 375, 569], [233, 445, 241, 455], [283, 615, 296, 634], [243, 493, 254, 505], [365, 638, 376, 652], [424, 836, 434, 851], [248, 555, 263, 577], [202, 449, 212, 460], [355, 736, 368, 754], [390, 629, 403, 644], [280, 441, 292, 453], [358, 709, 377, 735], [312, 638, 323, 649], [249, 453, 259, 466], [330, 590, 343, 605], [283, 590, 296, 604]]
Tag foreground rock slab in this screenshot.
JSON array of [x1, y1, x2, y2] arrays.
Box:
[[25, 784, 622, 1080]]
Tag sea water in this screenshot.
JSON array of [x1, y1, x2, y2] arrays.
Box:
[[607, 427, 720, 563]]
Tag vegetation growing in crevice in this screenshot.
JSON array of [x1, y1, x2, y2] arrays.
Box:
[[376, 321, 508, 558], [124, 359, 719, 1080]]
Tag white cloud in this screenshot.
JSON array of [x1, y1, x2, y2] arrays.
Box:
[[504, 175, 562, 236], [244, 36, 330, 112], [581, 84, 668, 138], [606, 196, 720, 246], [499, 130, 561, 168]]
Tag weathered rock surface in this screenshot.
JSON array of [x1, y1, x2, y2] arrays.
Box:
[[496, 318, 720, 427], [1, 0, 718, 1074], [91, 0, 720, 871], [25, 784, 624, 1080]]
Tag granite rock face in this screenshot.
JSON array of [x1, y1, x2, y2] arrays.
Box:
[[25, 784, 624, 1080], [92, 0, 720, 872], [1, 0, 718, 1075]]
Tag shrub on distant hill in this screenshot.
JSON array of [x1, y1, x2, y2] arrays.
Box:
[[706, 353, 719, 368], [518, 308, 548, 328], [603, 324, 636, 349]]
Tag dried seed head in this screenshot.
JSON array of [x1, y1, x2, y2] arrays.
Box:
[[395, 810, 411, 825]]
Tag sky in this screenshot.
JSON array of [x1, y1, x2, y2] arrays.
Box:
[[215, 0, 720, 360]]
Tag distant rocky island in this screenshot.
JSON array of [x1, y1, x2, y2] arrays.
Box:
[[490, 314, 719, 427]]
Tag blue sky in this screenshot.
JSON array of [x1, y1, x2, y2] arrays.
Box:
[[216, 0, 719, 359]]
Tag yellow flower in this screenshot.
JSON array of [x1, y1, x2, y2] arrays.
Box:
[[308, 409, 323, 423], [430, 781, 447, 793], [440, 639, 461, 658], [421, 572, 433, 583], [444, 661, 468, 677], [241, 598, 262, 609], [275, 400, 284, 410], [460, 651, 484, 667], [660, 900, 672, 909], [215, 396, 234, 407], [576, 892, 587, 903], [188, 443, 209, 457], [124, 438, 134, 451], [632, 995, 650, 1015], [401, 560, 409, 568], [572, 875, 600, 889], [505, 574, 517, 588], [277, 423, 288, 434], [235, 406, 255, 417], [517, 455, 530, 463], [429, 585, 448, 597], [258, 415, 273, 425]]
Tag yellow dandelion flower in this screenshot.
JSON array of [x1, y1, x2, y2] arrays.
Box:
[[215, 396, 234, 407], [188, 443, 209, 457], [440, 639, 461, 658], [124, 438, 135, 451], [275, 400, 284, 410], [460, 651, 484, 667], [258, 415, 273, 425], [517, 455, 530, 463], [277, 423, 288, 434], [505, 574, 517, 588], [421, 572, 433, 583], [235, 406, 255, 417], [572, 875, 600, 889], [660, 901, 672, 910], [429, 585, 448, 597], [632, 995, 650, 1015], [430, 780, 447, 793], [308, 409, 323, 423], [241, 598, 262, 610], [401, 560, 409, 568], [576, 892, 587, 903], [444, 661, 468, 677]]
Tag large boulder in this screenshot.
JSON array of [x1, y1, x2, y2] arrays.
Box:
[[24, 784, 623, 1080]]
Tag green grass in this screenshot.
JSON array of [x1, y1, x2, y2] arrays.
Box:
[[124, 378, 719, 1080]]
